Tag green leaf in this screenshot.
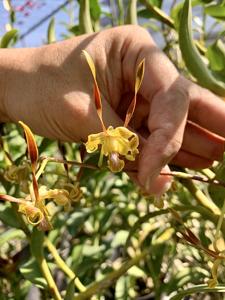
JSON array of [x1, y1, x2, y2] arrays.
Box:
[[68, 24, 80, 36], [0, 29, 17, 48], [140, 0, 174, 28], [115, 276, 129, 300], [112, 230, 129, 248], [65, 278, 75, 300], [127, 265, 146, 278], [179, 0, 225, 96], [38, 137, 56, 154], [147, 0, 162, 7], [0, 228, 25, 247], [125, 209, 169, 250], [171, 0, 200, 29], [20, 258, 47, 289], [205, 4, 225, 20], [66, 210, 91, 236], [208, 160, 225, 208], [90, 0, 101, 21], [47, 17, 56, 44], [0, 205, 22, 228], [170, 284, 225, 300], [206, 39, 225, 74], [82, 244, 105, 257]]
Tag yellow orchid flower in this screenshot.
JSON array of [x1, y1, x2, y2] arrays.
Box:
[[86, 126, 139, 172], [39, 186, 71, 211], [18, 203, 44, 225], [83, 50, 145, 172]]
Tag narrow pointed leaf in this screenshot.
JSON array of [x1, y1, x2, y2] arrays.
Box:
[[47, 17, 56, 44], [0, 29, 17, 48], [82, 50, 106, 131], [124, 59, 145, 127], [179, 0, 225, 96]]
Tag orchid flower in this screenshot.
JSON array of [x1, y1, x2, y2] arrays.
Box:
[[83, 50, 145, 172], [0, 122, 72, 231]]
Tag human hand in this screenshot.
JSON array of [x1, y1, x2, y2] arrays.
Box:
[[2, 25, 225, 195]]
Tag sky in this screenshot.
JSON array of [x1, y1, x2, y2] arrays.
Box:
[[0, 1, 221, 48], [0, 0, 79, 47], [0, 0, 167, 48]]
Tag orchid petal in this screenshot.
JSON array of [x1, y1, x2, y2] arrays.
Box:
[[124, 59, 145, 127], [82, 50, 106, 132]]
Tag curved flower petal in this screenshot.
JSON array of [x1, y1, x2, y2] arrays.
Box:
[[86, 132, 105, 152], [18, 203, 44, 225], [85, 126, 139, 172]]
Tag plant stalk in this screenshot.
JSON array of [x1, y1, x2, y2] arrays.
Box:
[[45, 238, 86, 292]]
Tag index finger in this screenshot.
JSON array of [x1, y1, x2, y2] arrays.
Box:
[[138, 77, 190, 195], [189, 87, 225, 137]]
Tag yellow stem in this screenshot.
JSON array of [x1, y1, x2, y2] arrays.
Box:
[[214, 200, 225, 252], [36, 157, 50, 181], [181, 179, 221, 215], [39, 256, 62, 300], [201, 168, 215, 180], [45, 238, 86, 292]]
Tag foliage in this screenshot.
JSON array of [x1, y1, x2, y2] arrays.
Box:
[[0, 0, 225, 299]]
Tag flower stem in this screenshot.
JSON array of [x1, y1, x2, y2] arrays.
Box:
[[45, 238, 86, 292]]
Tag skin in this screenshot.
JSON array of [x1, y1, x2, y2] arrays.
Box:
[[0, 25, 225, 195]]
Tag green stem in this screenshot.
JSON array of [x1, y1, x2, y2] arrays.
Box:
[[74, 251, 148, 300], [39, 257, 62, 300], [79, 0, 93, 34], [117, 0, 124, 25], [180, 179, 221, 215], [36, 158, 50, 181], [45, 238, 86, 292], [214, 200, 225, 252], [126, 0, 138, 25], [42, 156, 99, 170], [141, 0, 175, 28]]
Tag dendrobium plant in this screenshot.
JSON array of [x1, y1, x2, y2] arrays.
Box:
[[0, 121, 77, 231], [83, 50, 145, 172]]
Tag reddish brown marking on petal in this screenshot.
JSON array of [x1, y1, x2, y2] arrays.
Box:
[[19, 121, 38, 172], [124, 59, 145, 128]]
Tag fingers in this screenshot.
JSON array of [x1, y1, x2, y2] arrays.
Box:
[[189, 87, 225, 137], [138, 79, 189, 195], [171, 150, 214, 169]]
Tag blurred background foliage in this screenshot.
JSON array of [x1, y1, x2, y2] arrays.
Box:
[[0, 0, 225, 299]]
